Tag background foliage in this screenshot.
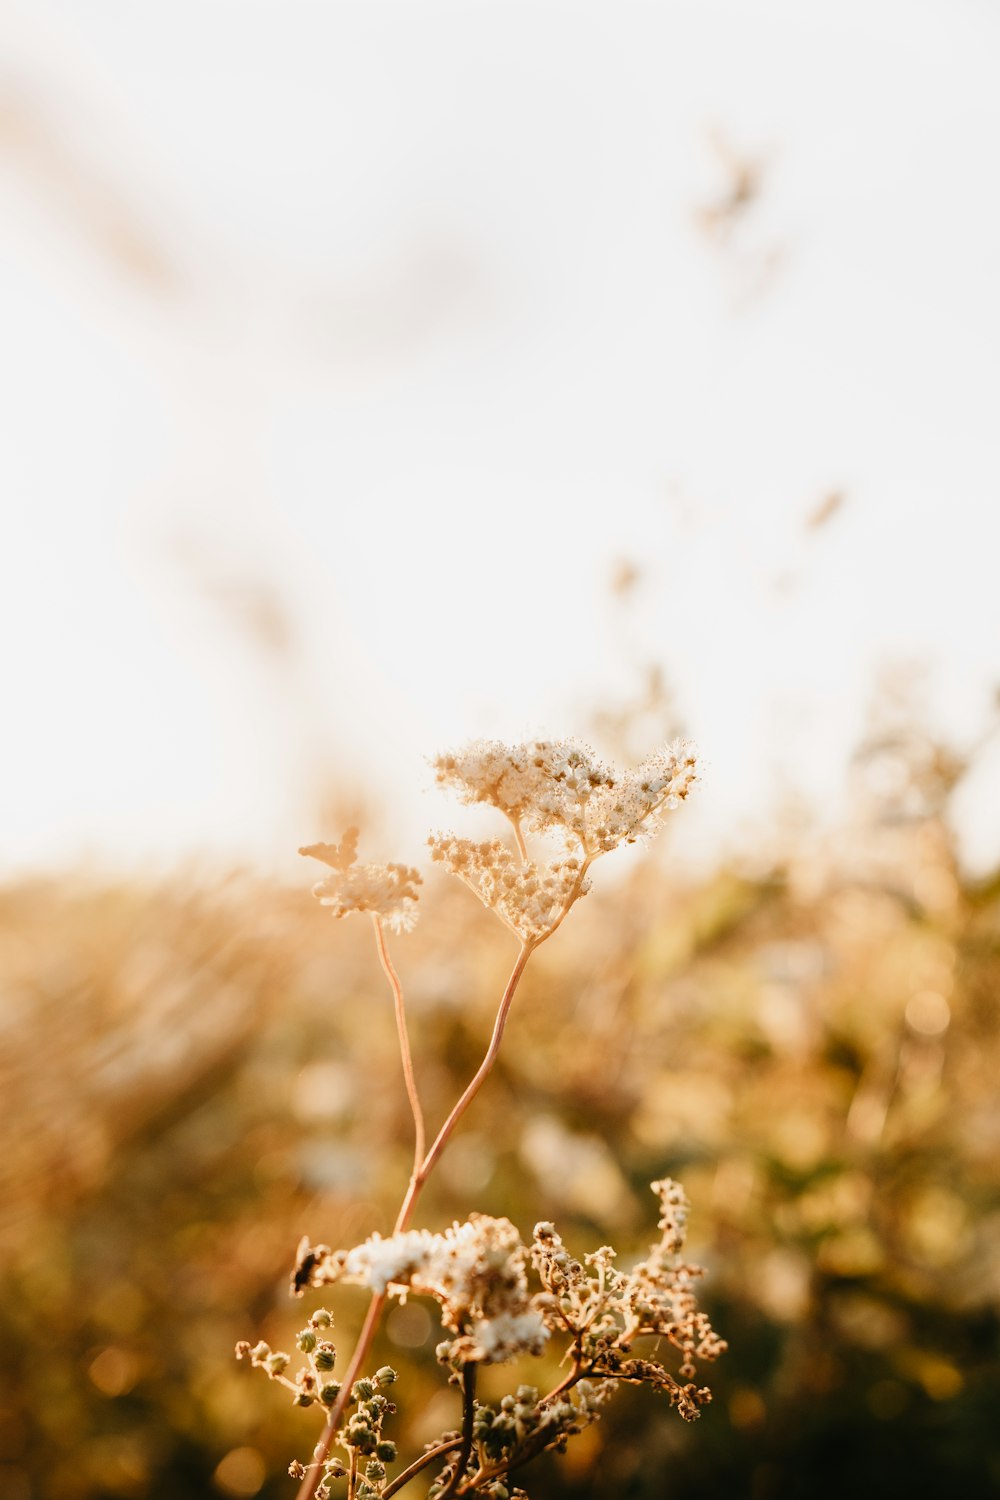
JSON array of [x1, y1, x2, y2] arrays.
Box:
[[2, 708, 999, 1500]]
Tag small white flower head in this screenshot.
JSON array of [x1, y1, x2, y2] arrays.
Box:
[[304, 1215, 549, 1365], [300, 829, 422, 933], [461, 1309, 549, 1363], [432, 738, 701, 857], [431, 739, 613, 841], [427, 835, 590, 942]]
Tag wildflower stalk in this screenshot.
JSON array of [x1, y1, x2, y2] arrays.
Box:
[[281, 739, 710, 1499], [397, 939, 533, 1209]]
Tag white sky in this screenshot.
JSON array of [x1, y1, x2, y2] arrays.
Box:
[[2, 0, 999, 881]]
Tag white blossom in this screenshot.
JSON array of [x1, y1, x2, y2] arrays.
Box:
[[300, 833, 422, 932], [432, 738, 700, 856]]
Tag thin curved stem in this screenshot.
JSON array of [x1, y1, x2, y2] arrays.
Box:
[[395, 940, 533, 1228], [382, 1438, 464, 1499], [372, 914, 425, 1176]]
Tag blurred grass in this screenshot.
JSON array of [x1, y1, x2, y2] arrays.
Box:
[[1, 723, 999, 1500]]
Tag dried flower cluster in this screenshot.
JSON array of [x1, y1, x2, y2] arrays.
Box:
[[530, 1179, 727, 1420], [426, 837, 590, 943], [431, 737, 700, 856], [243, 736, 718, 1500], [296, 1214, 549, 1366], [300, 830, 422, 934]]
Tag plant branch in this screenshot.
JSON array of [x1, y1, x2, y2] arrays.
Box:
[[372, 914, 425, 1176], [382, 1439, 464, 1500], [394, 939, 534, 1227]]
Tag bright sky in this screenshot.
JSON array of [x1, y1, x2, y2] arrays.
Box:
[[2, 0, 999, 880]]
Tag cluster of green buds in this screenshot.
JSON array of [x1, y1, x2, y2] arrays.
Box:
[[334, 1368, 399, 1500], [471, 1384, 593, 1471], [235, 1307, 348, 1413], [286, 1364, 399, 1499], [293, 1307, 342, 1408]]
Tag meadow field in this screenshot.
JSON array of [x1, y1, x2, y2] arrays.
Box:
[[2, 712, 997, 1500]]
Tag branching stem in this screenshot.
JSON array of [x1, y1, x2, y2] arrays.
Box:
[[295, 940, 535, 1500], [398, 939, 533, 1216]]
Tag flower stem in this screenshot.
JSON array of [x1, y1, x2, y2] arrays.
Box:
[[437, 1363, 477, 1500], [372, 914, 425, 1176], [395, 940, 533, 1225], [382, 1438, 464, 1499]]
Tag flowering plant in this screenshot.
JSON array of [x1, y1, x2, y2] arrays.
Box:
[[238, 739, 725, 1499]]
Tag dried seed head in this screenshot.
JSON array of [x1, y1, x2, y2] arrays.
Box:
[[300, 835, 422, 932], [432, 738, 700, 856]]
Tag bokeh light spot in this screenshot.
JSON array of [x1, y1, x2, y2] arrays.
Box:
[[386, 1301, 433, 1349], [87, 1346, 139, 1397], [905, 989, 950, 1036], [213, 1447, 266, 1497]]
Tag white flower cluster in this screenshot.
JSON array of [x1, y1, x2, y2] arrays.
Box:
[[432, 740, 614, 824], [432, 738, 700, 856], [303, 1215, 549, 1366], [427, 836, 590, 942], [300, 835, 422, 933]]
